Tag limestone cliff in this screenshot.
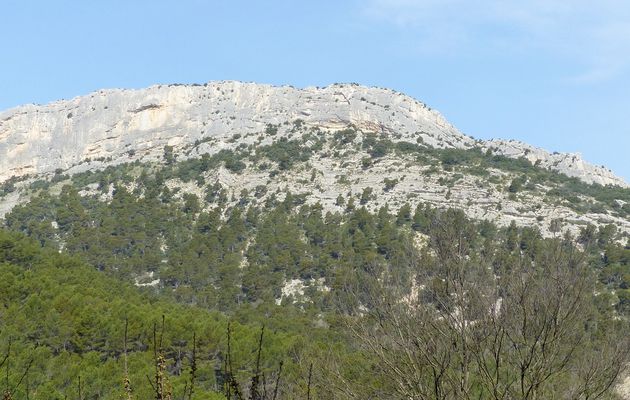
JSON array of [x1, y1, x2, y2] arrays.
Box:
[[485, 139, 627, 187], [0, 81, 467, 182], [1, 81, 625, 188]]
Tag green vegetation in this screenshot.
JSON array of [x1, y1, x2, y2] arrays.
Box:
[[354, 136, 630, 217], [359, 187, 373, 205], [0, 179, 17, 197], [253, 138, 315, 171], [1, 131, 630, 398], [0, 229, 325, 399], [176, 150, 247, 183], [342, 210, 630, 399], [383, 177, 398, 192], [332, 128, 356, 147]]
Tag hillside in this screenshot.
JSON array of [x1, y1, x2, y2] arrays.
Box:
[[0, 229, 327, 399], [1, 82, 630, 398], [1, 82, 629, 240]]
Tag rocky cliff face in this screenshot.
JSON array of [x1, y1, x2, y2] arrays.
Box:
[[1, 81, 625, 187], [485, 139, 627, 187], [0, 81, 468, 182]]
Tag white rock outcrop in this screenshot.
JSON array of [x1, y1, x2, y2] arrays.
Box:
[[1, 81, 626, 188], [0, 81, 468, 182], [485, 139, 627, 187]]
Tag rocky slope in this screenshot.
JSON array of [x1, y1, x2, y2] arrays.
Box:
[[1, 81, 629, 240], [485, 139, 627, 187], [1, 81, 626, 187], [0, 81, 467, 182]]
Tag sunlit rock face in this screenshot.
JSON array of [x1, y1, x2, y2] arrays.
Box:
[[1, 81, 625, 187], [485, 139, 627, 187], [0, 81, 468, 182]]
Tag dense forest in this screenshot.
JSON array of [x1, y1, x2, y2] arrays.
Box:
[[1, 142, 630, 398]]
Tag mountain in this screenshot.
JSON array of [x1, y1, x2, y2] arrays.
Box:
[[1, 82, 630, 398], [1, 81, 629, 238], [0, 82, 466, 181], [1, 81, 626, 187]]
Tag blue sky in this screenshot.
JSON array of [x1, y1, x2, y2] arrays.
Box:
[[2, 0, 629, 181]]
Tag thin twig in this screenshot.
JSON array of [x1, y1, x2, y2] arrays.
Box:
[[188, 331, 197, 399], [307, 362, 313, 400], [272, 361, 283, 400]]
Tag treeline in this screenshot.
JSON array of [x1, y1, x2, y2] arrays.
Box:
[[8, 124, 630, 220]]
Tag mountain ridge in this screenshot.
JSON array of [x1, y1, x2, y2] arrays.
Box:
[[1, 80, 626, 188], [2, 81, 630, 240]]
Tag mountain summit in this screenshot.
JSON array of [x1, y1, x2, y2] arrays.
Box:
[[1, 81, 626, 187]]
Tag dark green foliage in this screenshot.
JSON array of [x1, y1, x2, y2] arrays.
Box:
[[360, 157, 372, 169], [254, 138, 312, 171], [508, 176, 526, 193], [411, 203, 434, 233], [618, 289, 630, 314], [0, 229, 315, 399], [182, 193, 201, 214], [383, 178, 398, 192], [176, 150, 247, 183], [395, 203, 411, 226], [599, 240, 630, 302], [163, 145, 175, 165], [359, 187, 373, 205], [0, 178, 18, 197], [362, 133, 390, 158], [292, 119, 304, 130], [332, 129, 357, 147], [206, 181, 228, 205], [224, 157, 246, 174], [370, 138, 630, 217], [265, 124, 278, 136], [337, 217, 630, 399]]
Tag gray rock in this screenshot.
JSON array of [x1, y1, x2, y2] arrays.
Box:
[[2, 81, 624, 187], [484, 139, 627, 187], [0, 81, 467, 182]]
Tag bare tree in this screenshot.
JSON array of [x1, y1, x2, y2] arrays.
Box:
[[339, 209, 630, 400]]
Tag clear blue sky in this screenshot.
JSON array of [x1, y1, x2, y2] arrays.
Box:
[[2, 0, 629, 181]]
